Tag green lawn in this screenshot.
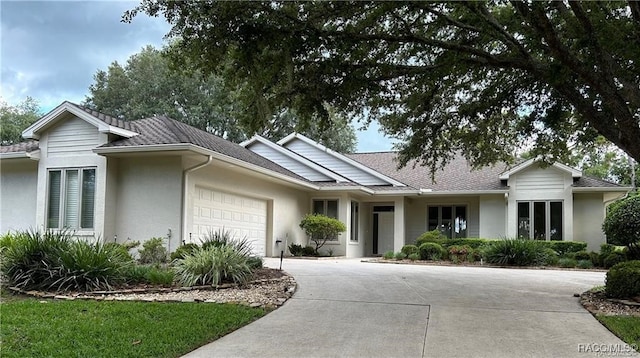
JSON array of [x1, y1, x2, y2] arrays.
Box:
[[1, 297, 265, 358], [597, 315, 640, 349]]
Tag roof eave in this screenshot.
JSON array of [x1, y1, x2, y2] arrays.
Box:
[[572, 187, 632, 193], [94, 143, 320, 190], [318, 186, 375, 195], [0, 149, 40, 161]]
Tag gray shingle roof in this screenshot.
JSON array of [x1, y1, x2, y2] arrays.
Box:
[[347, 152, 509, 191], [0, 140, 40, 154], [66, 102, 134, 131], [348, 152, 626, 191], [573, 176, 625, 188], [100, 116, 308, 181]]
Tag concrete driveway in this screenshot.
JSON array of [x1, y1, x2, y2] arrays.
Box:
[[183, 258, 637, 358]]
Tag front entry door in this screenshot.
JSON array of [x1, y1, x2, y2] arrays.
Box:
[[373, 211, 394, 255]]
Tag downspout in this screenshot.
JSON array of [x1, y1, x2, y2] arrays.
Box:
[[181, 155, 213, 248]]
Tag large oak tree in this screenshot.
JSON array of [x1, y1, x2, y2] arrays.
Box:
[[126, 1, 640, 172], [85, 45, 357, 151]]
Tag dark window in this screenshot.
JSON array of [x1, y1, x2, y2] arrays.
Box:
[[517, 201, 563, 241], [427, 206, 467, 239]]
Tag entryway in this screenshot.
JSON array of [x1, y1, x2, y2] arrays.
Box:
[[372, 206, 394, 255]]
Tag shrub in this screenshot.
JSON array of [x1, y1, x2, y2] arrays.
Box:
[[146, 266, 175, 286], [603, 251, 627, 269], [540, 248, 559, 266], [606, 260, 640, 298], [572, 251, 592, 261], [1, 230, 133, 292], [299, 214, 346, 254], [201, 229, 253, 257], [170, 243, 200, 261], [401, 244, 419, 257], [138, 237, 168, 264], [603, 195, 640, 259], [419, 242, 446, 261], [1, 230, 70, 290], [394, 252, 406, 260], [448, 245, 473, 263], [246, 256, 263, 270], [288, 243, 304, 256], [577, 260, 594, 269], [55, 240, 134, 291], [408, 253, 419, 261], [104, 242, 135, 261], [302, 246, 317, 256], [415, 230, 447, 247], [444, 238, 491, 249], [124, 265, 152, 284], [541, 241, 588, 256], [383, 251, 395, 260], [557, 258, 577, 268], [483, 239, 548, 266], [173, 245, 251, 286]]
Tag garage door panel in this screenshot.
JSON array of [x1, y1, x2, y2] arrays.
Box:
[[193, 187, 267, 256]]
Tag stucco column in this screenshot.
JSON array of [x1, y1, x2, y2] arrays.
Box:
[[394, 197, 405, 252]]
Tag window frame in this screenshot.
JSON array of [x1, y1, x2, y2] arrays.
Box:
[[311, 199, 339, 219], [350, 201, 359, 243], [517, 200, 563, 241], [311, 198, 340, 243], [46, 167, 96, 231], [427, 205, 468, 239]]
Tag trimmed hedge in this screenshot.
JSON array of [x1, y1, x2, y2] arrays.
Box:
[[401, 244, 420, 257], [415, 230, 447, 247], [539, 241, 587, 256], [419, 242, 446, 261], [606, 260, 640, 298]]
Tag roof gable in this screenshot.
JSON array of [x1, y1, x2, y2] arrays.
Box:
[[241, 135, 349, 182], [277, 133, 405, 186], [499, 158, 581, 180], [22, 102, 138, 140]]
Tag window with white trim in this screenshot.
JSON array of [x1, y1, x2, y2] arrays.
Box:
[[47, 168, 96, 230], [427, 205, 467, 239], [350, 201, 359, 242], [312, 199, 338, 219], [517, 201, 563, 241]]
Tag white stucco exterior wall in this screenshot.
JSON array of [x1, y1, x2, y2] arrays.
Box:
[[0, 160, 38, 232], [573, 193, 606, 251], [479, 195, 507, 239], [114, 156, 183, 250]]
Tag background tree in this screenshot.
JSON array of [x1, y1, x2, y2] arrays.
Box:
[[84, 45, 357, 151], [126, 1, 640, 172], [0, 97, 41, 145], [569, 137, 639, 189], [603, 194, 640, 259]]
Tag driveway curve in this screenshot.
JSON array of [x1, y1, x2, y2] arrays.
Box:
[[184, 258, 636, 358]]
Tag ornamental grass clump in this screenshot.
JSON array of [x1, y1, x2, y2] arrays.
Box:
[[1, 230, 133, 292], [483, 239, 548, 266], [173, 245, 251, 287]]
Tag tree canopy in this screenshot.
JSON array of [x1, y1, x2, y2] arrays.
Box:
[[84, 45, 357, 152], [125, 1, 640, 172], [0, 97, 41, 145]]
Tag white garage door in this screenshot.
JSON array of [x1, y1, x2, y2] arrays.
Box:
[[192, 186, 267, 256]]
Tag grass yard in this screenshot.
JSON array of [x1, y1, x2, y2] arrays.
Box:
[[1, 297, 266, 358], [597, 315, 640, 349]]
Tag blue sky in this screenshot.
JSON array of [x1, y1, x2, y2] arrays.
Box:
[[1, 1, 394, 152]]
